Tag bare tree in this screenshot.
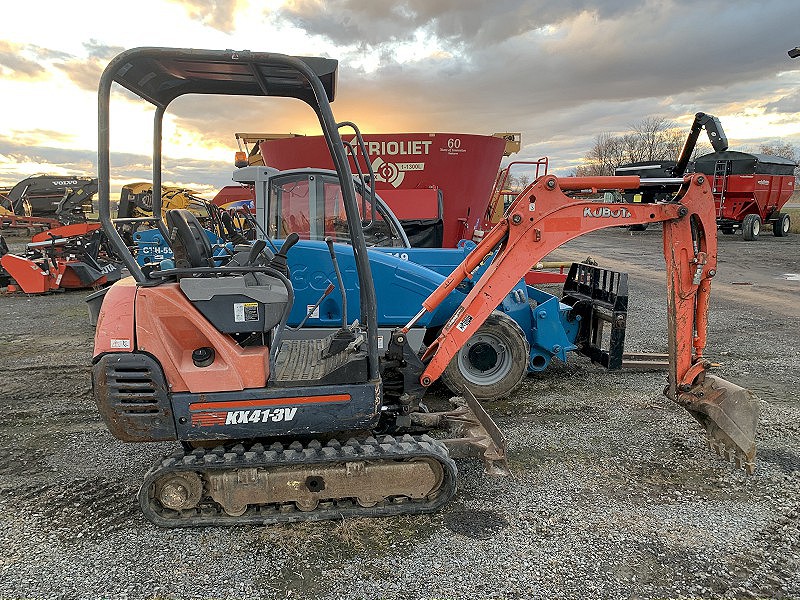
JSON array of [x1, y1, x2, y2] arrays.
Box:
[[578, 116, 694, 175], [580, 131, 630, 176], [662, 127, 687, 160], [760, 141, 797, 161], [511, 173, 531, 191], [760, 141, 800, 179], [632, 116, 675, 161]]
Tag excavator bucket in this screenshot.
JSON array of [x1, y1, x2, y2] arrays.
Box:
[[678, 375, 760, 473]]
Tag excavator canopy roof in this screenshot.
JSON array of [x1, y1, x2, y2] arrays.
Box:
[[105, 47, 337, 108]]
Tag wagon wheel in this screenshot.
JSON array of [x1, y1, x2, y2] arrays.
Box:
[[742, 214, 761, 241], [773, 213, 790, 237]]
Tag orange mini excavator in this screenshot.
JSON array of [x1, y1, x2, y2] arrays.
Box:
[[92, 47, 759, 527]]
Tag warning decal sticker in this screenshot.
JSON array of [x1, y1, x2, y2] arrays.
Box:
[[456, 314, 473, 332], [234, 302, 260, 322]]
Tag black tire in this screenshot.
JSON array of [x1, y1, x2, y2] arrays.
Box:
[[441, 311, 529, 400], [773, 212, 790, 237], [628, 223, 649, 232], [720, 226, 734, 235], [742, 214, 761, 241]]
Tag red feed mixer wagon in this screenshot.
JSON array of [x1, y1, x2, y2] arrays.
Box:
[[257, 132, 515, 248], [693, 150, 796, 240]]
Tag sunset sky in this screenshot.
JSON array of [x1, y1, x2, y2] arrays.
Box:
[[1, 0, 799, 197]]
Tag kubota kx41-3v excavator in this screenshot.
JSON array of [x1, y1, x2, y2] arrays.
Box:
[[92, 47, 759, 527]]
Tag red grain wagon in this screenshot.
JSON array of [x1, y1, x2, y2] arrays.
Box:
[[693, 151, 796, 240]]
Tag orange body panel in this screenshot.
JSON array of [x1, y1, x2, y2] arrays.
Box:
[[31, 222, 101, 244], [134, 284, 269, 393], [58, 265, 107, 289], [0, 254, 57, 293], [94, 277, 137, 355]]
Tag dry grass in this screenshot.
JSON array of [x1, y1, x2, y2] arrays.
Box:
[[784, 206, 800, 234]]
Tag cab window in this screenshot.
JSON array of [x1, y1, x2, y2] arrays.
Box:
[[268, 173, 404, 247]]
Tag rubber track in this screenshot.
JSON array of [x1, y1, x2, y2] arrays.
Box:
[[139, 434, 458, 527]]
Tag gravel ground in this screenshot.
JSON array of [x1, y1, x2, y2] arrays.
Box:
[[0, 227, 798, 600]]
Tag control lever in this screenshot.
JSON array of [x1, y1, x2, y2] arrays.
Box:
[[323, 236, 357, 358], [287, 283, 335, 331], [325, 236, 348, 332], [220, 211, 249, 246], [245, 239, 267, 266], [268, 233, 300, 277]]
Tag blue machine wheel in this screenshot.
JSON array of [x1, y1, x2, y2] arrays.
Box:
[[442, 311, 529, 400]]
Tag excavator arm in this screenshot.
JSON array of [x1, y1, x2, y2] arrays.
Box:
[[412, 173, 759, 472]]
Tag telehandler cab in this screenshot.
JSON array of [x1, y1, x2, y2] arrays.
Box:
[[92, 47, 759, 527]]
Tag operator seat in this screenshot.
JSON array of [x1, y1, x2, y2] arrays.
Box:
[[165, 209, 214, 268]]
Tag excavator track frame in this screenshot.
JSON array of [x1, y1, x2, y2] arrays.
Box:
[[139, 434, 457, 527]]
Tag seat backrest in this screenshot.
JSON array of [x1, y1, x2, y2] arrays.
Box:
[[166, 209, 213, 268]]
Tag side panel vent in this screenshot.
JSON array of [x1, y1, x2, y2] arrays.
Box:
[[93, 353, 176, 441]]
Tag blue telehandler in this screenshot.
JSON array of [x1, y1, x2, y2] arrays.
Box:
[[132, 163, 643, 399]]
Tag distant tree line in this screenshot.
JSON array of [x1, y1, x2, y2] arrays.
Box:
[[758, 141, 800, 179], [574, 117, 702, 176], [505, 173, 531, 191], [574, 117, 800, 178]]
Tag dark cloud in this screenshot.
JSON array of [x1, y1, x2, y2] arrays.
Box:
[[766, 90, 800, 114], [56, 57, 105, 93], [0, 134, 234, 194], [30, 46, 72, 62], [277, 0, 704, 50], [0, 40, 121, 92], [5, 129, 77, 148], [167, 0, 242, 32], [51, 41, 125, 93], [159, 156, 242, 192], [3, 0, 799, 194], [0, 138, 96, 188], [166, 94, 327, 154], [82, 40, 125, 61], [289, 0, 800, 175], [269, 0, 800, 127], [56, 0, 800, 188], [0, 41, 47, 79]]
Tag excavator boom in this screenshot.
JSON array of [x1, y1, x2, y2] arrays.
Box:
[[416, 173, 759, 472]]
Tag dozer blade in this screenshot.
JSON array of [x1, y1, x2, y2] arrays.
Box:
[[411, 390, 510, 476], [677, 375, 760, 473]]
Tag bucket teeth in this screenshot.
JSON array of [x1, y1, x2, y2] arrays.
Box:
[[703, 435, 754, 474], [677, 374, 760, 474]]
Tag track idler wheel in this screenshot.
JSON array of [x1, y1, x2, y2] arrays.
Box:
[[152, 472, 203, 511]]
